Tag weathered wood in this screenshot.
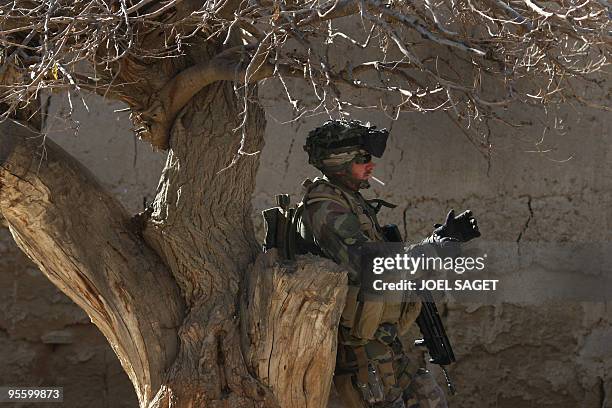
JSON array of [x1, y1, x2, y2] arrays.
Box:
[[242, 251, 348, 408], [140, 80, 282, 408], [0, 121, 184, 407], [0, 42, 348, 408], [0, 82, 349, 408]]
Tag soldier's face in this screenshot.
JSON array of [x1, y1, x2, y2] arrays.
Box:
[[350, 160, 375, 181]]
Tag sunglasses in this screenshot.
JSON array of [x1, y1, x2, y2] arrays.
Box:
[[353, 154, 372, 164]]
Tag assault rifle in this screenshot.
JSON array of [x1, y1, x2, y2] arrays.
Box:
[[415, 289, 457, 395], [382, 224, 457, 395]]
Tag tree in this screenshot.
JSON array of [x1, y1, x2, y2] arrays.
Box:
[[0, 1, 609, 407]]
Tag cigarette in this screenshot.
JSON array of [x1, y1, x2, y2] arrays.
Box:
[[371, 175, 385, 186]]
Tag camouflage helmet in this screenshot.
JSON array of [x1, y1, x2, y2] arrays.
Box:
[[304, 120, 389, 169]]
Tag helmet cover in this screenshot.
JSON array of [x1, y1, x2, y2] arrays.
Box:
[[304, 120, 389, 169]]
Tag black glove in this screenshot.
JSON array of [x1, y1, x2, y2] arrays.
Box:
[[421, 231, 461, 258], [433, 209, 481, 243]]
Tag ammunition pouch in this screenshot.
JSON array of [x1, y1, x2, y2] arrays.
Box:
[[355, 362, 386, 404], [342, 288, 420, 341], [262, 194, 295, 260], [350, 295, 385, 340], [337, 329, 406, 408]]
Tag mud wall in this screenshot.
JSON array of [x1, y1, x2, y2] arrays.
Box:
[[254, 83, 612, 408], [0, 79, 610, 407]]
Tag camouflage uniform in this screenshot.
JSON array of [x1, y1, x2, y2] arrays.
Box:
[[297, 176, 448, 408]]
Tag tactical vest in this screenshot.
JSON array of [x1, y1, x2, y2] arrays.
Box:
[[300, 178, 421, 341], [301, 177, 384, 242]]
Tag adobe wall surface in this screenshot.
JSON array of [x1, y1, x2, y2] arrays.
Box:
[[0, 78, 609, 408], [255, 82, 612, 408]]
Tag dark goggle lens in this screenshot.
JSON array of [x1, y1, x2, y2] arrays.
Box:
[[354, 154, 372, 164]]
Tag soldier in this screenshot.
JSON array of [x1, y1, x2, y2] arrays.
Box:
[[297, 120, 480, 408]]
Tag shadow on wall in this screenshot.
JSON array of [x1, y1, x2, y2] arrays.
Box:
[[1, 80, 611, 408], [0, 229, 137, 408]]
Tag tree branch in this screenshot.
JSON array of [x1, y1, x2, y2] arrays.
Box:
[[133, 44, 298, 149], [0, 120, 184, 407]]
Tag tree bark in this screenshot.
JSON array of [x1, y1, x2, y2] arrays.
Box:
[[0, 80, 346, 408], [0, 120, 184, 406], [138, 80, 271, 407], [242, 251, 347, 408], [140, 80, 347, 407]]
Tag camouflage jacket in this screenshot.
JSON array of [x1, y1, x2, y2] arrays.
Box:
[[297, 176, 385, 284], [297, 176, 423, 338]]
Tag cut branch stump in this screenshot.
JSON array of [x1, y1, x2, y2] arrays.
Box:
[[242, 251, 348, 408]]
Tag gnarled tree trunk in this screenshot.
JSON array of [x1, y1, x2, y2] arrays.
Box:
[[0, 119, 184, 406], [242, 251, 347, 408], [0, 81, 347, 408]]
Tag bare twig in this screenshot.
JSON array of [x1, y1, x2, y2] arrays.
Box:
[[0, 0, 608, 153]]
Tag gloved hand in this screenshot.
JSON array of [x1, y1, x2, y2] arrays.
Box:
[[433, 209, 481, 243], [420, 231, 461, 259]]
